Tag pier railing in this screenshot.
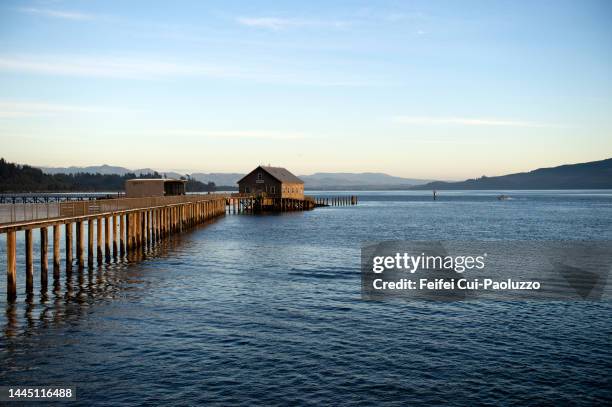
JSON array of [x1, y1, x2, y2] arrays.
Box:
[[0, 194, 227, 225]]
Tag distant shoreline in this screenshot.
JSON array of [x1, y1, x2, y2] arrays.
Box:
[[1, 188, 612, 195]]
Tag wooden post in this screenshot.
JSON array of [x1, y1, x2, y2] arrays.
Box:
[[125, 214, 130, 252], [159, 209, 163, 236], [40, 227, 48, 292], [120, 214, 126, 256], [171, 206, 174, 232], [65, 223, 73, 269], [161, 208, 165, 236], [143, 211, 148, 247], [136, 212, 140, 247], [159, 209, 163, 237], [150, 210, 155, 243], [126, 213, 131, 251], [130, 212, 135, 249], [113, 214, 118, 258], [25, 229, 33, 295], [7, 230, 17, 302], [179, 206, 183, 232], [88, 219, 94, 265], [156, 209, 160, 240], [138, 211, 142, 246], [97, 217, 103, 264], [146, 210, 151, 246], [140, 211, 145, 247], [77, 221, 84, 267], [135, 212, 140, 246], [160, 209, 165, 237], [105, 216, 111, 261], [53, 225, 60, 279]]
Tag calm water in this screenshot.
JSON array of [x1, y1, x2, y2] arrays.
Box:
[[1, 190, 611, 406]]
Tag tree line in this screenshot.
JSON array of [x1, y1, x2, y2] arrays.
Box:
[[0, 158, 216, 192]]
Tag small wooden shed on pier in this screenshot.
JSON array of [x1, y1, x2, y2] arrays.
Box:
[[125, 179, 186, 198], [237, 166, 304, 199]]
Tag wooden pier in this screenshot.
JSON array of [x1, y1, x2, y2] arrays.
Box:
[[2, 193, 358, 303], [1, 194, 227, 303], [226, 194, 358, 213]]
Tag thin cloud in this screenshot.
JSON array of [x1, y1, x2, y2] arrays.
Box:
[[18, 7, 95, 21], [0, 54, 384, 86], [154, 129, 305, 141], [393, 116, 563, 128], [0, 55, 225, 79], [0, 101, 134, 118], [236, 17, 349, 30]]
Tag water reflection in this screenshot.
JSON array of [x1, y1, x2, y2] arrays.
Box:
[[1, 231, 192, 341]]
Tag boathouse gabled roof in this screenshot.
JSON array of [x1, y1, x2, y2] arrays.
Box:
[[237, 166, 304, 184]]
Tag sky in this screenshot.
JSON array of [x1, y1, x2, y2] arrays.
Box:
[[0, 0, 611, 180]]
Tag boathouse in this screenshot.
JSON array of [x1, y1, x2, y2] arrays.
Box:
[[237, 166, 304, 199], [125, 179, 186, 198]]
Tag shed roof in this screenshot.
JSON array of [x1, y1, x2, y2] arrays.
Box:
[[237, 166, 304, 184]]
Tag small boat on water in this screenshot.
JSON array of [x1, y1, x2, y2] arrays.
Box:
[[497, 194, 511, 200]]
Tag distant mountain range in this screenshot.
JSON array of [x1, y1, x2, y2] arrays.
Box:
[[40, 165, 185, 180], [36, 157, 612, 190], [190, 173, 245, 186], [298, 173, 432, 189], [411, 158, 612, 190], [37, 165, 432, 189]]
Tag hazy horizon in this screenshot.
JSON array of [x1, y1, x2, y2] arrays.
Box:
[[1, 0, 611, 179], [21, 155, 610, 182]]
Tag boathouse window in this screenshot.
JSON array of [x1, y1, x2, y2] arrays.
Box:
[[257, 173, 262, 180], [271, 186, 275, 193], [245, 187, 250, 193]]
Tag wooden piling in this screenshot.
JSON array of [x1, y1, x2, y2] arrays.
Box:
[[128, 213, 134, 250], [65, 223, 73, 269], [147, 210, 152, 246], [77, 221, 84, 267], [88, 219, 94, 265], [97, 218, 103, 264], [40, 227, 48, 292], [160, 209, 164, 237], [113, 214, 118, 258], [53, 225, 60, 279], [25, 229, 33, 294], [105, 216, 111, 261], [156, 209, 160, 240], [120, 214, 125, 256], [150, 210, 155, 243], [6, 230, 17, 302], [179, 206, 183, 232], [126, 213, 131, 251], [143, 211, 148, 247], [139, 211, 143, 246]]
